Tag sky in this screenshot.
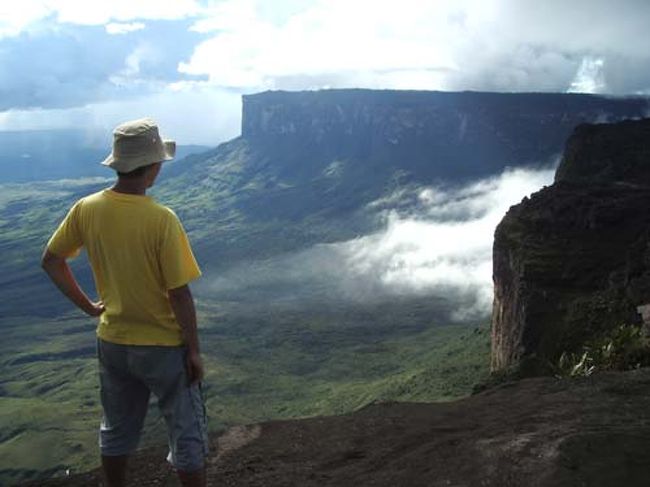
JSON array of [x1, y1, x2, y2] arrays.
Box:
[[1, 0, 650, 145]]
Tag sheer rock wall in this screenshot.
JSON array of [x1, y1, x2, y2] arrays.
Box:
[[492, 118, 650, 374]]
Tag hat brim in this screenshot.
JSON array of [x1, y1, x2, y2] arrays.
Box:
[[101, 140, 176, 172]]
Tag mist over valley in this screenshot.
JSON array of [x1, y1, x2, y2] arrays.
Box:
[[202, 165, 555, 323]]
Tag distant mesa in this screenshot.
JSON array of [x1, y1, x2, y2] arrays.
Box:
[[492, 117, 650, 375], [241, 89, 649, 182]]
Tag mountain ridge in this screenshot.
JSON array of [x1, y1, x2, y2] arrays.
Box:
[[241, 89, 649, 180]]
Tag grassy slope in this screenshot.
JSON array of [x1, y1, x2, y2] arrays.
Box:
[[0, 179, 110, 319]]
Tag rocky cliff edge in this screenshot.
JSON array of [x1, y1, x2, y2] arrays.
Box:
[[492, 118, 650, 374], [24, 367, 650, 487]]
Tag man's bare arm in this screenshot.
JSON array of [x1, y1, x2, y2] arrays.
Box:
[[40, 249, 105, 316], [168, 284, 204, 384]]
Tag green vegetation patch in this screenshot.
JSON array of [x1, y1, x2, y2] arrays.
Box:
[[555, 323, 650, 377]]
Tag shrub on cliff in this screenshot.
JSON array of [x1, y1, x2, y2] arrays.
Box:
[[556, 324, 650, 377]]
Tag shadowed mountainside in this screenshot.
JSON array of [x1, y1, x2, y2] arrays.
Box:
[[242, 90, 649, 182]]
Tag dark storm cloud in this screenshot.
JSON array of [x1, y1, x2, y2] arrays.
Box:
[[0, 19, 207, 111]]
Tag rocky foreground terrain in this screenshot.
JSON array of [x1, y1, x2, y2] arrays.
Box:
[[27, 367, 650, 487]]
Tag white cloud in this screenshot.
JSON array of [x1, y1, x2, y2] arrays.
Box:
[[105, 22, 145, 35], [206, 166, 556, 322], [0, 85, 241, 146], [567, 57, 606, 94], [0, 0, 200, 37], [332, 167, 555, 319], [180, 0, 462, 89], [2, 0, 650, 133], [109, 43, 161, 83], [178, 0, 650, 94], [0, 1, 51, 37], [54, 0, 200, 25]]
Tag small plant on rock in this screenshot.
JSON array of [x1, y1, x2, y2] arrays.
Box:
[[556, 324, 650, 377]]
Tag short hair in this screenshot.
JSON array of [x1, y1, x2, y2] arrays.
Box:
[[117, 163, 155, 179]]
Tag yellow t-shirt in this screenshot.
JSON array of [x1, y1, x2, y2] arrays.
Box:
[[47, 189, 201, 346]]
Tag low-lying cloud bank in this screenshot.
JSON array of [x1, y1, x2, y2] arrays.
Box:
[[205, 166, 556, 322]]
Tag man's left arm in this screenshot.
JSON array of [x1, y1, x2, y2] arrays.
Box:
[[41, 249, 105, 317]]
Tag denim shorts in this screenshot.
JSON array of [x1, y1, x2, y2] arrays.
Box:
[[97, 338, 208, 472]]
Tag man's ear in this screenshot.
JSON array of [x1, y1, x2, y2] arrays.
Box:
[[146, 162, 162, 186]]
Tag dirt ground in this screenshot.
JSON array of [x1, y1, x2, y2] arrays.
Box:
[[25, 368, 650, 487]]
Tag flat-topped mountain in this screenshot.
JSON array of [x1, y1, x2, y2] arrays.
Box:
[[241, 89, 649, 180]]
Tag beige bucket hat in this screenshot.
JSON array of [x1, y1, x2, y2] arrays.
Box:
[[101, 118, 176, 173]]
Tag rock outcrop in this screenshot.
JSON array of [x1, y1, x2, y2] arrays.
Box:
[[492, 118, 650, 374], [555, 118, 650, 185], [27, 368, 650, 487]]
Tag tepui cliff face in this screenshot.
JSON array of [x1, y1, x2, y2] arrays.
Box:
[[492, 118, 650, 374], [241, 89, 648, 182]]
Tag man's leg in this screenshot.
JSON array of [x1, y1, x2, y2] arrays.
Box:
[[138, 347, 208, 487], [98, 340, 151, 486], [101, 454, 129, 487], [165, 377, 208, 487], [177, 467, 207, 487]]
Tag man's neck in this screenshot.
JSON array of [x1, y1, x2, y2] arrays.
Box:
[[111, 179, 148, 195]]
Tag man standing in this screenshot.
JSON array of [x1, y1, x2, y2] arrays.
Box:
[[41, 118, 208, 487]]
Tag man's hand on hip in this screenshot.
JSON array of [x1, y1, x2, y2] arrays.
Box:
[[41, 249, 104, 318]]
